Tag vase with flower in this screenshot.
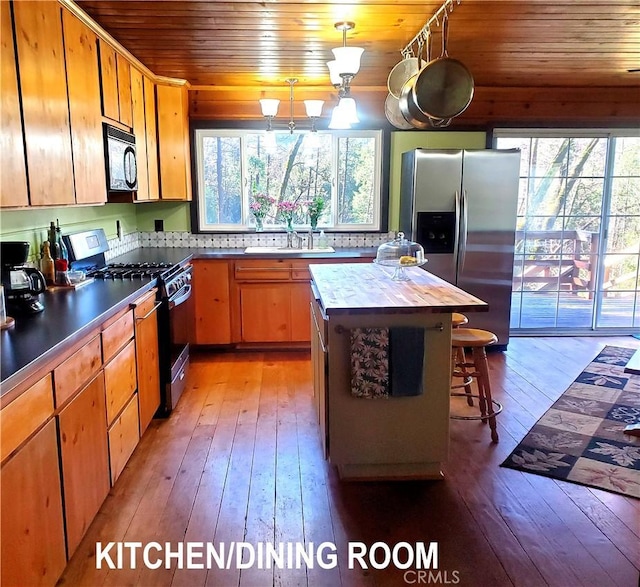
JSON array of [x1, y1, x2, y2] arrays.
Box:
[[250, 193, 275, 232], [306, 195, 327, 231], [277, 200, 298, 232]]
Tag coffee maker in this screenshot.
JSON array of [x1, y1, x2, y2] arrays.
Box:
[[1, 242, 46, 314]]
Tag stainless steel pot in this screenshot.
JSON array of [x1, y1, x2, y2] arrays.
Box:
[[411, 13, 474, 123], [385, 93, 413, 129], [387, 54, 420, 100]]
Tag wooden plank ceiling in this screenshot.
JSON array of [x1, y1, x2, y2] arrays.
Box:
[[77, 0, 640, 126]]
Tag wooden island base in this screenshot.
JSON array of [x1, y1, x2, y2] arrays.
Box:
[[309, 263, 489, 481]]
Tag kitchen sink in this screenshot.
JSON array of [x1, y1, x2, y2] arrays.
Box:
[[244, 246, 335, 254]]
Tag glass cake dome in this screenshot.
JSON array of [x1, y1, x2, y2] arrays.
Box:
[[374, 232, 426, 280]]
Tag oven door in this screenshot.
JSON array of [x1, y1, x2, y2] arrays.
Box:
[[161, 271, 193, 413]]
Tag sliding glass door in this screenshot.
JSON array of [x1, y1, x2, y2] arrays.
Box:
[[495, 131, 640, 333]]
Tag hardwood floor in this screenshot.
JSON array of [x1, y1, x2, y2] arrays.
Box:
[[59, 336, 640, 587]]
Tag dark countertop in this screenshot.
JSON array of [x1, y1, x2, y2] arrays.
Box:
[[188, 246, 377, 260], [0, 247, 193, 395], [0, 246, 375, 395]]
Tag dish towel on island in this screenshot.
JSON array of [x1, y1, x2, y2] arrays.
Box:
[[350, 327, 425, 399]]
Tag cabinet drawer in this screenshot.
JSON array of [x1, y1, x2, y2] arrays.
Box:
[[291, 260, 311, 281], [108, 393, 139, 485], [1, 374, 54, 463], [235, 259, 291, 281], [133, 289, 158, 320], [104, 339, 137, 425], [102, 309, 134, 363], [54, 335, 102, 407]]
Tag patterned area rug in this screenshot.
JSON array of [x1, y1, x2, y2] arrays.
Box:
[[501, 346, 640, 498]]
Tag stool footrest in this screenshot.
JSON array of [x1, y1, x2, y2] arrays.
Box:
[[450, 393, 503, 421]]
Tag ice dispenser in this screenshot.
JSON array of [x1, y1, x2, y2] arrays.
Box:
[[415, 212, 456, 254]]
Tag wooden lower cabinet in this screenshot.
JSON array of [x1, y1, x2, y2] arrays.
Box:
[[1, 420, 66, 587], [134, 290, 161, 434], [239, 283, 291, 342], [104, 339, 137, 425], [290, 283, 311, 341], [108, 393, 140, 484], [58, 372, 110, 557], [192, 259, 231, 344]]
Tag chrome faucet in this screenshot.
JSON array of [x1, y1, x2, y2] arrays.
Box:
[[307, 229, 314, 250], [290, 231, 304, 249]]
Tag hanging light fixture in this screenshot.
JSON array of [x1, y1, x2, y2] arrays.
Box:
[[259, 80, 324, 133], [327, 21, 363, 129], [330, 22, 364, 86]]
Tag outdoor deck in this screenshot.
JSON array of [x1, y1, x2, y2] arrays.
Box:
[[511, 292, 638, 330]]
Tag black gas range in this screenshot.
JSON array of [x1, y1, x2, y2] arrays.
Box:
[[64, 229, 192, 416], [86, 261, 174, 280]]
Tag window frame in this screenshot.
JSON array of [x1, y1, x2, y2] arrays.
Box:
[[190, 123, 389, 234]]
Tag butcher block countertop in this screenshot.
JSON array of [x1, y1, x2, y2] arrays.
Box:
[[309, 263, 489, 316]]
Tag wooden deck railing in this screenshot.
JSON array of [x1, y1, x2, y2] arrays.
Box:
[[514, 230, 599, 295]]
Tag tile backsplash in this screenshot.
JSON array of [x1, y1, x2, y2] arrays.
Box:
[[136, 231, 395, 250]]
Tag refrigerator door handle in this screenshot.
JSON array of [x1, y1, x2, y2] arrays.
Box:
[[454, 189, 461, 269], [458, 189, 469, 273]]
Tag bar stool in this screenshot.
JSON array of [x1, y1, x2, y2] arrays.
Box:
[[450, 313, 473, 406], [450, 328, 502, 443]]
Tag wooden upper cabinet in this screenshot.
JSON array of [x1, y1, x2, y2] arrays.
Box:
[[116, 53, 133, 127], [98, 40, 119, 121], [0, 2, 28, 208], [144, 75, 159, 200], [98, 41, 132, 128], [62, 9, 106, 205], [13, 0, 74, 207], [156, 83, 191, 201], [130, 67, 150, 200]]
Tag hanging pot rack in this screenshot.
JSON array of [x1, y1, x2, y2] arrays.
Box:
[[401, 0, 462, 59]]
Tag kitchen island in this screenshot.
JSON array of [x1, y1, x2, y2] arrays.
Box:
[[309, 262, 488, 480]]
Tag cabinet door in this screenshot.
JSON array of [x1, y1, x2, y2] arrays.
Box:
[[62, 9, 106, 205], [290, 283, 311, 342], [134, 292, 160, 435], [116, 53, 133, 127], [144, 75, 160, 199], [193, 260, 231, 344], [156, 84, 191, 200], [0, 2, 28, 207], [240, 283, 290, 342], [58, 372, 110, 557], [1, 420, 66, 587], [130, 67, 149, 200], [108, 393, 139, 485], [98, 40, 119, 121], [13, 0, 74, 206], [104, 339, 137, 425]]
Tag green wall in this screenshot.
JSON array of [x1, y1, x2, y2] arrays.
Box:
[[0, 203, 138, 261], [388, 131, 487, 230], [135, 201, 191, 232]]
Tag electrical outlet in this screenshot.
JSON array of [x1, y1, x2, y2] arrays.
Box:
[[154, 219, 164, 232]]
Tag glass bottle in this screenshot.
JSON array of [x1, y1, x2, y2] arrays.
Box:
[[56, 219, 68, 261], [48, 221, 60, 260], [40, 241, 55, 285]]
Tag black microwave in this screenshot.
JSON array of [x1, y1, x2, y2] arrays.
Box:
[[104, 124, 137, 192]]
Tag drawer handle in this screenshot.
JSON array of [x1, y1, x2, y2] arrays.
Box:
[[135, 301, 162, 322], [310, 302, 327, 353], [334, 322, 445, 334], [235, 266, 290, 272]]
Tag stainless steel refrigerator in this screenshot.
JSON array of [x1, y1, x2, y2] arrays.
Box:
[[399, 149, 521, 349]]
